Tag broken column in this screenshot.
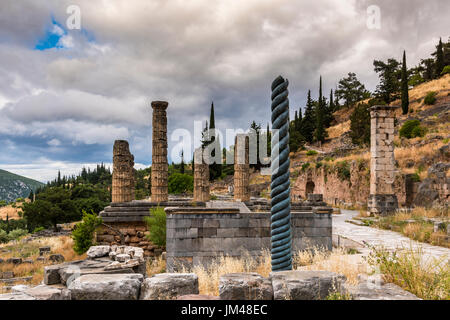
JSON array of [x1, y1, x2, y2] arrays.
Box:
[[151, 101, 169, 203], [112, 140, 135, 203], [368, 105, 399, 215], [193, 148, 210, 202], [234, 134, 250, 202]]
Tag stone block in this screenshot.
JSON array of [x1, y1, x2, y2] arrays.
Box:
[[68, 273, 144, 300], [219, 273, 273, 300], [270, 270, 346, 300], [87, 246, 111, 259], [140, 273, 199, 300]]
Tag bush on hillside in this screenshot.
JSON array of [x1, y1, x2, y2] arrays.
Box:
[[168, 173, 193, 194], [349, 103, 371, 146], [72, 211, 103, 254], [424, 91, 437, 105], [144, 207, 166, 247], [441, 65, 450, 75], [306, 150, 318, 156], [399, 120, 427, 139]]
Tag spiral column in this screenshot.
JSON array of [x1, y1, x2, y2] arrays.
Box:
[[270, 76, 292, 271]]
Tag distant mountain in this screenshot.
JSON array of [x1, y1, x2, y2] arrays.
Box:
[[0, 169, 44, 203]]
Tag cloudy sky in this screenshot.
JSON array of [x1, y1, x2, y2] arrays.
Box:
[[0, 0, 449, 182]]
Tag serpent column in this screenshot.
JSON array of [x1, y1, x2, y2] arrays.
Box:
[[270, 76, 292, 271], [151, 101, 169, 203]]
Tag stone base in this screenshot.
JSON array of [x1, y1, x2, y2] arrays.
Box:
[[367, 194, 398, 215]]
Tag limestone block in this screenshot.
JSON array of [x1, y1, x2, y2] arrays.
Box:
[[219, 273, 273, 300], [270, 270, 346, 300], [140, 273, 199, 300], [68, 273, 143, 300]]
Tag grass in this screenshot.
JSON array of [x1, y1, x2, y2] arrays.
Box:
[[366, 245, 449, 300], [366, 207, 449, 248], [0, 235, 85, 291], [163, 247, 364, 296]]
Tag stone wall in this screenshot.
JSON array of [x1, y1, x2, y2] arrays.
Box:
[[291, 162, 416, 208], [165, 207, 332, 272]]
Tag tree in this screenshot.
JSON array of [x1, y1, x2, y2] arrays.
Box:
[[249, 121, 262, 170], [180, 150, 185, 174], [401, 50, 409, 114], [207, 102, 222, 180], [373, 58, 401, 103], [349, 103, 371, 146], [420, 58, 435, 81], [335, 72, 370, 108], [314, 76, 328, 143], [434, 38, 444, 77], [300, 90, 316, 143]]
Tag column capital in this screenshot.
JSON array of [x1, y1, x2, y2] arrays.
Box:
[[151, 101, 169, 110]]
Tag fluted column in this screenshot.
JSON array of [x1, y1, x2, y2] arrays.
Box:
[[234, 134, 250, 202], [112, 140, 135, 203], [151, 101, 169, 203], [193, 148, 210, 202]]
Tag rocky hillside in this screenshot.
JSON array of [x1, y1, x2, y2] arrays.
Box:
[[0, 169, 43, 203]]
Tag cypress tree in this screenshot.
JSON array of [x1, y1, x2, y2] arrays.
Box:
[[435, 38, 444, 77], [314, 76, 327, 143], [401, 50, 409, 114], [301, 90, 316, 143], [207, 102, 222, 180], [180, 150, 185, 174]]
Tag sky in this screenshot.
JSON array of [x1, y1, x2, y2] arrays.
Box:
[[0, 0, 449, 182]]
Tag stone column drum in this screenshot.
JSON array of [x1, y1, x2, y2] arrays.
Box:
[[151, 101, 169, 203], [112, 140, 135, 203], [368, 105, 399, 215], [234, 134, 250, 202], [193, 148, 210, 202]]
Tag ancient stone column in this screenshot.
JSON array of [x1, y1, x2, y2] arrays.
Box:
[[193, 148, 210, 202], [234, 134, 250, 202], [112, 140, 135, 203], [151, 101, 169, 203], [368, 105, 399, 215]]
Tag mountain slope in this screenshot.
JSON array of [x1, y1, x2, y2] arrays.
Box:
[[0, 169, 44, 203]]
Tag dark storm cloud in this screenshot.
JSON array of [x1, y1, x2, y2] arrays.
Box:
[[0, 0, 448, 181]]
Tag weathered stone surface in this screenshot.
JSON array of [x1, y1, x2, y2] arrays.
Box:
[[23, 284, 71, 300], [270, 270, 346, 300], [44, 264, 63, 285], [194, 147, 210, 202], [68, 273, 144, 300], [116, 253, 131, 262], [234, 134, 250, 202], [344, 281, 420, 300], [219, 273, 273, 300], [140, 273, 199, 300], [87, 245, 111, 259], [112, 140, 135, 203], [39, 246, 51, 256], [11, 284, 30, 292], [1, 271, 14, 279], [49, 254, 65, 263], [0, 292, 36, 300], [151, 101, 169, 202], [6, 257, 22, 265], [177, 294, 219, 300]]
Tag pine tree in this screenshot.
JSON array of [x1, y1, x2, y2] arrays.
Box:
[[301, 90, 316, 143], [57, 170, 61, 187], [401, 50, 409, 114], [207, 102, 222, 180]]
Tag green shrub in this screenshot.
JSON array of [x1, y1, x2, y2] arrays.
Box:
[[335, 161, 351, 181], [441, 65, 450, 75], [72, 211, 103, 255], [144, 207, 166, 247], [168, 173, 193, 194], [316, 161, 323, 169], [33, 226, 45, 233], [424, 91, 437, 105], [8, 228, 28, 241], [0, 229, 9, 243], [301, 162, 310, 171], [411, 173, 421, 183], [399, 120, 426, 139], [306, 150, 318, 156]]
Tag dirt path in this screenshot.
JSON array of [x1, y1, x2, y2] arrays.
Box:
[[333, 209, 450, 264]]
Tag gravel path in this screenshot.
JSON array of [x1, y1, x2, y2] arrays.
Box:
[[333, 209, 449, 264]]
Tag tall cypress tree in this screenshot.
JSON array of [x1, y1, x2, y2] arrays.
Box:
[[208, 102, 222, 180], [301, 90, 316, 143], [401, 50, 409, 114], [180, 150, 185, 174], [314, 76, 327, 143], [435, 38, 444, 77]]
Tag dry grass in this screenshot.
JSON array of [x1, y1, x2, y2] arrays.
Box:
[[172, 247, 363, 296], [0, 205, 22, 220], [146, 255, 166, 277], [327, 120, 350, 139], [0, 235, 85, 291], [395, 139, 445, 173], [367, 245, 449, 300]]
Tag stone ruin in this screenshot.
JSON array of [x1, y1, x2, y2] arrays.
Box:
[[151, 101, 169, 203], [193, 147, 210, 202], [368, 105, 399, 215], [112, 140, 135, 203], [98, 100, 333, 271], [234, 134, 250, 202]]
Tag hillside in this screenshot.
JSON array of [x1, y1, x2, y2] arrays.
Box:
[[0, 169, 44, 203]]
